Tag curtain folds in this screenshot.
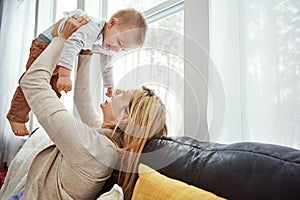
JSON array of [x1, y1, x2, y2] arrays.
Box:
[[0, 0, 36, 167], [209, 0, 300, 149]]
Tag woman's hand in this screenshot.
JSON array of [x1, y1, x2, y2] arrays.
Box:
[[59, 14, 90, 39]]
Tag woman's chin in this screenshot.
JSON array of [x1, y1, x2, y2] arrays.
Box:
[[100, 100, 110, 109], [102, 120, 117, 129]]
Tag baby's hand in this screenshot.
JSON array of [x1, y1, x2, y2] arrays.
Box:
[[57, 66, 72, 93], [106, 87, 114, 97], [57, 76, 72, 93]]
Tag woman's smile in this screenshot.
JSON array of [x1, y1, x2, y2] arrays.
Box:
[[100, 89, 136, 124]]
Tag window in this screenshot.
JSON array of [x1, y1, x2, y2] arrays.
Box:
[[106, 0, 184, 136]]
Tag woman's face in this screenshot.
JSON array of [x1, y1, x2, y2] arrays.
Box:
[[100, 89, 136, 126]]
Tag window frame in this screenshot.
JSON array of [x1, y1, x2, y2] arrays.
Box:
[[143, 0, 184, 23]]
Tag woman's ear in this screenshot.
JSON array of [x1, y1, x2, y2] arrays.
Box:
[[118, 113, 130, 128]]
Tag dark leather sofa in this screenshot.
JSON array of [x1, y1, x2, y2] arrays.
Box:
[[140, 136, 300, 200], [100, 136, 300, 199]]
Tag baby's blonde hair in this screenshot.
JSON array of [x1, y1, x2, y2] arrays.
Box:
[[110, 8, 148, 46], [106, 86, 167, 200]]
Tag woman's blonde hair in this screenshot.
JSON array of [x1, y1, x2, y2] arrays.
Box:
[[106, 86, 167, 200], [110, 8, 148, 46]]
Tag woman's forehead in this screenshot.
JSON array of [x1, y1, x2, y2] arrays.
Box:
[[125, 90, 138, 104], [126, 89, 138, 98], [114, 89, 137, 98]]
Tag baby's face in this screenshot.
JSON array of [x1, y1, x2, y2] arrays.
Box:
[[103, 20, 140, 52]]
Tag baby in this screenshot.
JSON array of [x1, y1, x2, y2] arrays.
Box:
[[7, 8, 147, 136]]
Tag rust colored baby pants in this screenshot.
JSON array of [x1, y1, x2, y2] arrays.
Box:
[[6, 38, 61, 123]]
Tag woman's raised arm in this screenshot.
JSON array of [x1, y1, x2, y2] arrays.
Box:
[[19, 15, 91, 161], [74, 54, 102, 128]]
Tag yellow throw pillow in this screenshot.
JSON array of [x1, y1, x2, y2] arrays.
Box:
[[132, 164, 226, 200]]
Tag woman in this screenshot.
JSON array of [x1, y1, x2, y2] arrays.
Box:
[[6, 15, 167, 200]]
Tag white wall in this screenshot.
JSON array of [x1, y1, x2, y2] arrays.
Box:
[[184, 0, 209, 140], [184, 0, 226, 142]]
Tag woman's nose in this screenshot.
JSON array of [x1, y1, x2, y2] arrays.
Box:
[[112, 89, 124, 97], [116, 89, 122, 95]]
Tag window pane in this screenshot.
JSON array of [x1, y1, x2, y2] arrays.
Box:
[[84, 0, 101, 18], [149, 10, 183, 34], [55, 0, 77, 20], [55, 0, 78, 113], [107, 0, 168, 17], [110, 10, 184, 136]]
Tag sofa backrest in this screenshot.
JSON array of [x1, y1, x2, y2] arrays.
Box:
[[139, 136, 300, 200]]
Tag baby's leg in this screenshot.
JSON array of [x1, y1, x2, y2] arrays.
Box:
[[7, 38, 48, 136], [6, 86, 30, 136]]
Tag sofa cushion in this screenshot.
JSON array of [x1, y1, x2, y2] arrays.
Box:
[[139, 136, 300, 200], [132, 164, 226, 200]]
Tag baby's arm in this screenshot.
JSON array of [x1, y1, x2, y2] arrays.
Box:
[[57, 21, 102, 71], [56, 21, 102, 93], [57, 66, 72, 93]]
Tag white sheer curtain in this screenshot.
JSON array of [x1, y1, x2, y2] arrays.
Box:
[[0, 0, 36, 166], [209, 0, 300, 149]]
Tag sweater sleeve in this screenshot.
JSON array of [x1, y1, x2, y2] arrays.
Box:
[[74, 54, 103, 128], [57, 21, 101, 70], [20, 37, 118, 167], [100, 54, 114, 88]]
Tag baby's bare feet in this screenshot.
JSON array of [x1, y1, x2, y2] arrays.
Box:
[[8, 120, 29, 136]]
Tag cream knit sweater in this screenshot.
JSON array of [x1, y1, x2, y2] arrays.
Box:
[[18, 37, 118, 200]]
